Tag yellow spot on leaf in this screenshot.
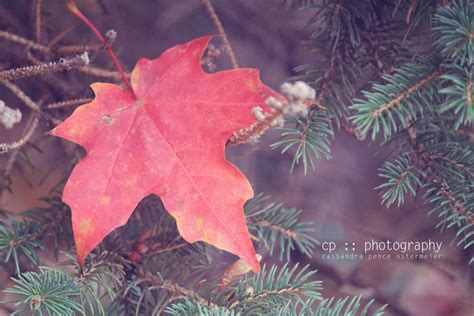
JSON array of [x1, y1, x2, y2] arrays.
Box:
[[75, 237, 84, 250], [100, 195, 111, 205], [78, 218, 94, 234], [194, 217, 204, 231], [246, 79, 257, 92], [125, 176, 138, 186]]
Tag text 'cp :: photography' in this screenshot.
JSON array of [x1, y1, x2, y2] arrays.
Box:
[[321, 239, 444, 261]]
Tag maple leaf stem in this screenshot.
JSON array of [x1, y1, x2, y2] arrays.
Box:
[[67, 1, 132, 91]]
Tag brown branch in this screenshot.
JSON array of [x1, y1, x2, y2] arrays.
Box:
[[57, 43, 103, 55], [34, 0, 42, 43], [372, 69, 442, 118], [429, 152, 474, 175], [47, 98, 93, 110], [0, 113, 38, 202], [202, 0, 239, 69], [0, 116, 39, 154], [146, 243, 188, 257], [0, 80, 40, 111], [229, 108, 283, 144], [0, 30, 49, 53], [47, 21, 80, 48], [140, 273, 214, 308], [78, 65, 127, 80], [437, 179, 474, 225], [255, 220, 298, 240], [0, 53, 89, 81]]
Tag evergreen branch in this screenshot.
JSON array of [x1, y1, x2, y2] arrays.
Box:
[[166, 300, 237, 316], [427, 177, 474, 226], [424, 175, 474, 264], [439, 66, 473, 128], [219, 263, 322, 313], [245, 194, 318, 261], [125, 270, 214, 315], [350, 61, 442, 140], [0, 194, 72, 273], [74, 252, 127, 316], [433, 0, 473, 66], [376, 154, 424, 207], [276, 296, 387, 316], [1, 268, 83, 316], [0, 220, 43, 274], [271, 111, 333, 174], [372, 69, 441, 118], [313, 296, 386, 316]]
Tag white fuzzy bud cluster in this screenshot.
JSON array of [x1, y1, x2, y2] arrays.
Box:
[[279, 81, 316, 117], [251, 106, 266, 122], [106, 29, 117, 42], [264, 96, 284, 110], [0, 100, 22, 129], [280, 81, 316, 100], [79, 51, 90, 65]]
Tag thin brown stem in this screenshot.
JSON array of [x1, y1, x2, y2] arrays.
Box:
[[0, 31, 49, 53], [0, 53, 89, 81], [229, 108, 283, 144], [255, 220, 298, 240], [0, 116, 39, 154], [438, 179, 474, 225], [34, 0, 42, 43], [202, 0, 239, 69], [47, 21, 80, 48], [0, 80, 40, 111], [79, 65, 128, 80], [57, 43, 103, 55], [141, 273, 214, 308], [47, 98, 93, 109]]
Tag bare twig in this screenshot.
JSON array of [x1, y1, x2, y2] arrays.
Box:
[[79, 65, 128, 80], [202, 0, 239, 69], [0, 53, 90, 81], [47, 21, 80, 48], [0, 116, 39, 154], [47, 98, 93, 110], [229, 108, 283, 144], [0, 80, 40, 111], [0, 30, 49, 53], [34, 0, 42, 43], [57, 43, 103, 55]]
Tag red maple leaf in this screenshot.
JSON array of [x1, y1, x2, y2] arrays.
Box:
[[51, 36, 281, 272]]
